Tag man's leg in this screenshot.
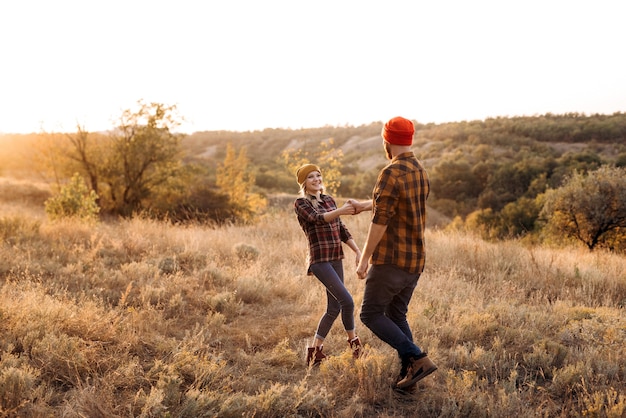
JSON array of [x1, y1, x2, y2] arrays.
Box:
[[360, 264, 421, 360]]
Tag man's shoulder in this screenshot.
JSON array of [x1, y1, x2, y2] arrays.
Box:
[[384, 156, 418, 172], [397, 153, 425, 170]]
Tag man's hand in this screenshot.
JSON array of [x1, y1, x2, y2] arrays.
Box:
[[347, 199, 373, 215], [356, 258, 368, 280], [347, 199, 364, 214]]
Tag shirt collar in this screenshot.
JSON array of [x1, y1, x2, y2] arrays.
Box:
[[391, 151, 415, 163]]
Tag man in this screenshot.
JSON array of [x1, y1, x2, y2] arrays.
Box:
[[353, 116, 437, 392]]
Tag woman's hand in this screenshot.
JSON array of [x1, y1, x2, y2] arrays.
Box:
[[346, 199, 361, 214], [354, 249, 362, 268], [346, 199, 371, 214], [341, 201, 356, 215]]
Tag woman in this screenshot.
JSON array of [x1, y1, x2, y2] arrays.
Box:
[[294, 163, 363, 366]]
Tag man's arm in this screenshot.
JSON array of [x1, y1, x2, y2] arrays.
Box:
[[356, 222, 387, 279], [347, 199, 373, 214]]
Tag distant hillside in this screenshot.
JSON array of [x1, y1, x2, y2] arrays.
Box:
[[182, 113, 626, 168], [2, 112, 625, 227], [4, 113, 624, 175], [182, 122, 385, 168]]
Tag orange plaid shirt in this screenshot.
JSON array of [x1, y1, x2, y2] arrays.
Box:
[[370, 152, 430, 274]]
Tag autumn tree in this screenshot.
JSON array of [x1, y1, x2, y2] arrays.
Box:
[[281, 138, 343, 196], [34, 101, 185, 217], [34, 101, 263, 223], [430, 156, 482, 202], [147, 163, 237, 224], [57, 125, 112, 204], [32, 125, 105, 190], [216, 142, 267, 223], [100, 101, 185, 216], [33, 132, 72, 187], [540, 166, 626, 250], [487, 196, 544, 239]]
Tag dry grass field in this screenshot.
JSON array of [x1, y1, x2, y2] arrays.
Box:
[[1, 179, 625, 417]]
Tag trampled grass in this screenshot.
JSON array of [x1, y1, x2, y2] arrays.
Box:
[[1, 204, 625, 417]]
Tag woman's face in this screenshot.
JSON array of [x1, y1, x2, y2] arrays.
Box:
[[304, 170, 323, 194]]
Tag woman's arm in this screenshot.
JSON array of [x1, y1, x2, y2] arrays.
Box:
[[322, 200, 355, 222], [344, 238, 362, 268]]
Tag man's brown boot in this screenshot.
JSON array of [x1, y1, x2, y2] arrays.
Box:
[[396, 353, 437, 389]]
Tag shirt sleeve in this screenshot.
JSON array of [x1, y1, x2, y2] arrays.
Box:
[[338, 219, 352, 242], [372, 168, 398, 226], [295, 198, 325, 224]]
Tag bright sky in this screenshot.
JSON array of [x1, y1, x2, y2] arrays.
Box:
[[1, 0, 625, 134]]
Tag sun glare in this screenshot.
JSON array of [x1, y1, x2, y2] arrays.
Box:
[[0, 1, 624, 134]]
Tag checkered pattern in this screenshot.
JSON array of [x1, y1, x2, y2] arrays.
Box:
[[371, 152, 430, 274], [295, 194, 352, 274]]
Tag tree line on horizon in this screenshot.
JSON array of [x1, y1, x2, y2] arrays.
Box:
[[1, 106, 625, 252]]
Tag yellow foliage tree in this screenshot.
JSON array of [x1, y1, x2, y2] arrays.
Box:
[[281, 138, 343, 196], [216, 143, 267, 223], [540, 166, 626, 251]]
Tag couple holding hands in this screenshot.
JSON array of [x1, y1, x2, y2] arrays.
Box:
[[294, 116, 437, 393]]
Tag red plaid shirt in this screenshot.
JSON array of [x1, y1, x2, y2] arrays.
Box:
[[371, 152, 430, 274], [295, 194, 353, 274]]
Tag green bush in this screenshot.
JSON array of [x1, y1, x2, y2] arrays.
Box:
[[44, 173, 100, 221]]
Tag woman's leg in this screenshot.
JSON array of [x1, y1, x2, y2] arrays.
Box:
[[310, 260, 355, 341]]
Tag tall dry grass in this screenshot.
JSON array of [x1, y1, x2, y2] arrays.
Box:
[[1, 201, 625, 417]]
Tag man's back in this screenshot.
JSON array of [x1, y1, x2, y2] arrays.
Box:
[[371, 151, 430, 274]]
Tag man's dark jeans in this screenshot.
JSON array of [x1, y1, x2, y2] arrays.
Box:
[[360, 264, 422, 360]]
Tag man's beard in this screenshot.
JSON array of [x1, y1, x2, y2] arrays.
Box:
[[384, 143, 392, 160]]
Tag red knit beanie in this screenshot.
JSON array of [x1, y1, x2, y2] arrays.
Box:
[[381, 116, 414, 145]]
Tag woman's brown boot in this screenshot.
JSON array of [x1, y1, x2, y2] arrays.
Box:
[[348, 337, 362, 359], [306, 345, 326, 366]]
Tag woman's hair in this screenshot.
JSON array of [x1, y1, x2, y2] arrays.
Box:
[[299, 183, 324, 207]]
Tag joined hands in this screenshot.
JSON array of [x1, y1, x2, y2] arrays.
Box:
[[344, 199, 366, 215]]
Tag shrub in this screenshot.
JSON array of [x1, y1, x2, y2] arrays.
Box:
[[44, 173, 100, 222]]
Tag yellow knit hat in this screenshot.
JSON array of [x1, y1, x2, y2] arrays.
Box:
[[296, 163, 321, 185]]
